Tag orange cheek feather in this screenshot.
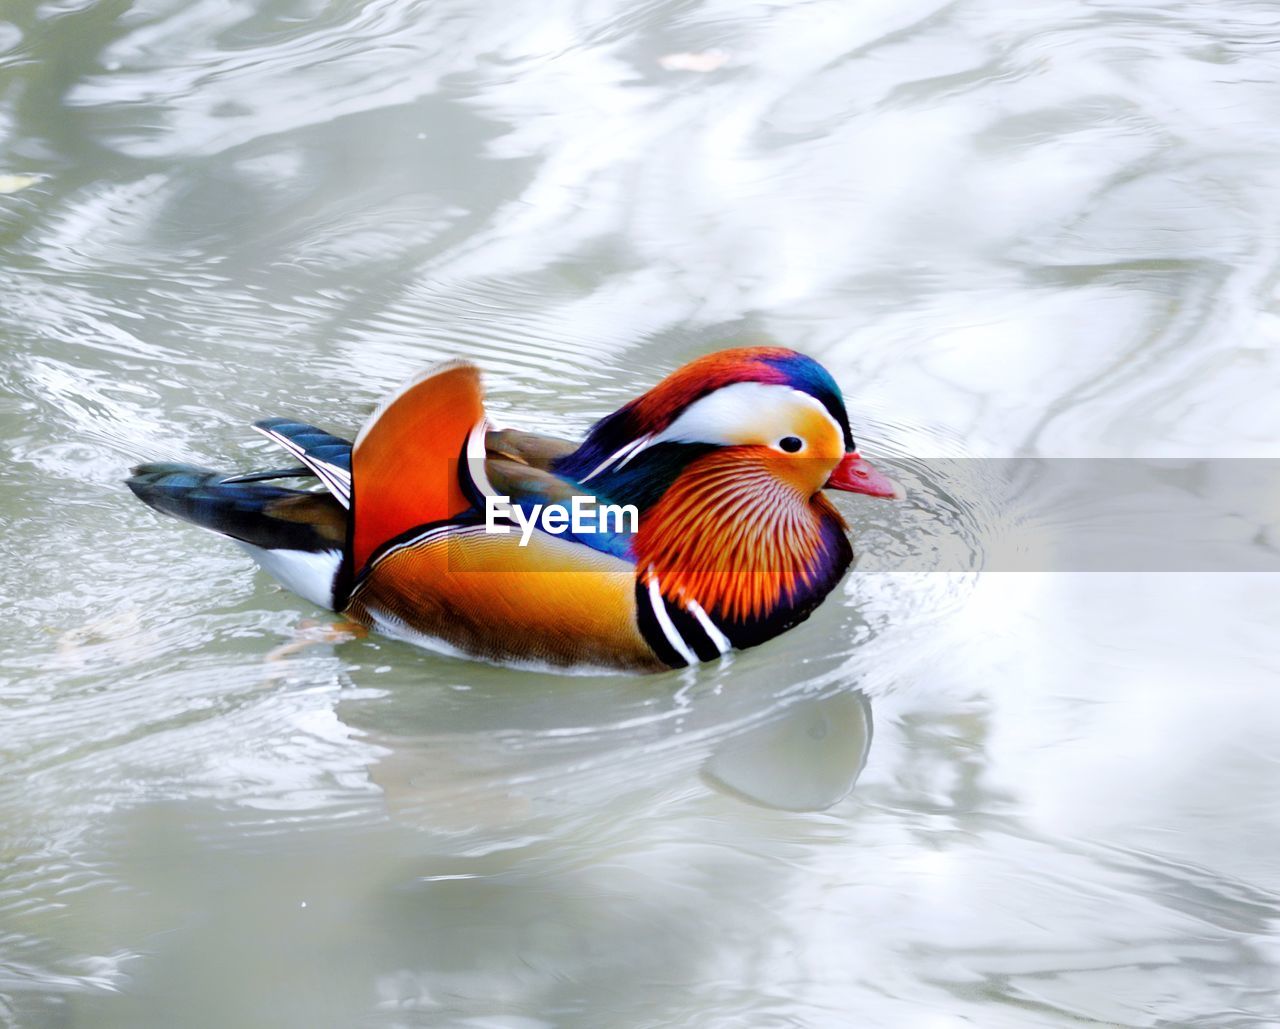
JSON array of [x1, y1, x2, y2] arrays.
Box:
[[634, 450, 837, 624]]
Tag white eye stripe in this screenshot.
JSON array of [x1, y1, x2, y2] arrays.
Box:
[[584, 382, 846, 482], [649, 382, 844, 448]]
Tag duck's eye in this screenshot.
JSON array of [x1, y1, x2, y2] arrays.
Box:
[[778, 436, 804, 453]]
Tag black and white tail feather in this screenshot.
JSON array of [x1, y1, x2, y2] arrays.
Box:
[[126, 421, 354, 610]]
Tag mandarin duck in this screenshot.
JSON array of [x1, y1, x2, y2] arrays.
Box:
[[128, 347, 901, 672]]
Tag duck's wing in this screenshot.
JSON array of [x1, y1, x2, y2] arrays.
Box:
[[483, 457, 634, 560], [251, 420, 354, 505], [243, 366, 603, 574], [231, 425, 574, 489], [484, 427, 577, 470], [346, 407, 654, 667]]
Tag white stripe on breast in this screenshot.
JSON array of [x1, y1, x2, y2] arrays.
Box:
[[685, 598, 732, 655], [647, 573, 697, 666]]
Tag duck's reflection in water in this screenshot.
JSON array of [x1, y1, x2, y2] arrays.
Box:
[[702, 689, 872, 811], [356, 677, 874, 848], [316, 681, 877, 1021]]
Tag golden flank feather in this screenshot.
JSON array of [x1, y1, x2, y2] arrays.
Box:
[[346, 529, 662, 671]]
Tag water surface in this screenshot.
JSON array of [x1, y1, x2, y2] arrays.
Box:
[[3, 0, 1280, 1025]]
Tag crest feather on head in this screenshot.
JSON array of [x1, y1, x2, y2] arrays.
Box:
[[558, 347, 855, 483]]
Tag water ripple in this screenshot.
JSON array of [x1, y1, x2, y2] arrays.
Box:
[[3, 0, 1279, 1024]]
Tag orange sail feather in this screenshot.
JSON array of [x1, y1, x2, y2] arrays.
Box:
[[351, 361, 485, 571]]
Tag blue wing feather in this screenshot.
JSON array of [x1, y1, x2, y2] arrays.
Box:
[[484, 459, 635, 561], [253, 418, 353, 507]]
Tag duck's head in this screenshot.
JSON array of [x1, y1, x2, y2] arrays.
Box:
[[560, 346, 902, 504]]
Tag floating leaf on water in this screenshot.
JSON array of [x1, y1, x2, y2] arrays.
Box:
[[0, 173, 44, 194], [658, 50, 730, 73], [54, 607, 147, 670]]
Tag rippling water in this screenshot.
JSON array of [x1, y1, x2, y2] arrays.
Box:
[[3, 1, 1280, 1025]]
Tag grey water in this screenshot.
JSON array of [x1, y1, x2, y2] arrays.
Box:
[[2, 0, 1280, 1026]]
